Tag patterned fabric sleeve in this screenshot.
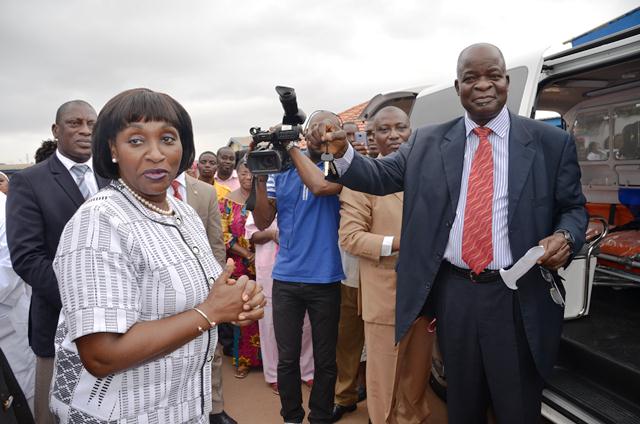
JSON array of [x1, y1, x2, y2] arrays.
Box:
[[53, 203, 140, 342], [219, 198, 236, 249]]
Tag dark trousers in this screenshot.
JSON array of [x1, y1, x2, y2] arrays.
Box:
[[433, 265, 544, 424], [273, 280, 341, 424]]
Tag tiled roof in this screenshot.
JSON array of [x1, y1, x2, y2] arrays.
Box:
[[339, 101, 369, 130]]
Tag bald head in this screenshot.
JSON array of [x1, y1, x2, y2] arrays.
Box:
[[305, 110, 341, 159], [455, 43, 510, 126], [372, 106, 411, 156], [55, 100, 95, 125], [456, 43, 506, 79], [307, 110, 341, 129], [373, 106, 409, 127]]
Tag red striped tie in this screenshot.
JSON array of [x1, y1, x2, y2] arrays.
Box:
[[462, 127, 494, 274], [171, 180, 183, 201]]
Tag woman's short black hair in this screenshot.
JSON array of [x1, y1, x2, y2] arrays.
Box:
[[92, 88, 196, 180]]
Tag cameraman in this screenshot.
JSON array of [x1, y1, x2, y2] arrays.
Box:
[[253, 111, 345, 424]]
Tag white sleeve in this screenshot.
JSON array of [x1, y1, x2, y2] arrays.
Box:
[[380, 236, 395, 257]]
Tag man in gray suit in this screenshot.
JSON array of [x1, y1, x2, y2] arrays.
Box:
[[318, 43, 587, 423]]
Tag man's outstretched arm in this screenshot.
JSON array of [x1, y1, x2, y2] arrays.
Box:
[[288, 147, 342, 196], [314, 121, 413, 196]]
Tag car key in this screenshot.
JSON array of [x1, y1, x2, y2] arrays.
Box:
[[321, 152, 334, 176], [321, 143, 334, 176]]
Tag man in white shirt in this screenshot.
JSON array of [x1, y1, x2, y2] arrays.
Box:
[[0, 191, 36, 412]]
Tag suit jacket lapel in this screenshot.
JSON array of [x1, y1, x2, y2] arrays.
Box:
[[49, 155, 85, 207], [508, 113, 536, 225], [96, 175, 110, 189], [441, 118, 467, 213], [185, 175, 199, 206]]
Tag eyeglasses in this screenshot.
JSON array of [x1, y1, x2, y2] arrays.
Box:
[[540, 267, 565, 306]]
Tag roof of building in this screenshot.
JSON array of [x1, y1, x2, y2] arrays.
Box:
[[338, 101, 369, 130]]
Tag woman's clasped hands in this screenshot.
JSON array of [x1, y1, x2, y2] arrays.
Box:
[[201, 258, 266, 326]]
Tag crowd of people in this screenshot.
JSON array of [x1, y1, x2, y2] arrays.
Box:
[[0, 42, 587, 424]]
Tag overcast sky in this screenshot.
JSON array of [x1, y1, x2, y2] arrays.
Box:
[[0, 0, 636, 164]]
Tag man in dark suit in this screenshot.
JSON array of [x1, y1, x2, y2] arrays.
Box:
[[318, 43, 587, 423], [6, 100, 108, 423]]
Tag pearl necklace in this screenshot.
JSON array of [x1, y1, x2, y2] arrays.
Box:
[[118, 178, 174, 216]]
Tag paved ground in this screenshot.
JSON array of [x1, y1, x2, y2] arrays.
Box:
[[220, 356, 448, 423]]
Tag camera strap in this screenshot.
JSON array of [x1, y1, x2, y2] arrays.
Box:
[[246, 178, 258, 212]]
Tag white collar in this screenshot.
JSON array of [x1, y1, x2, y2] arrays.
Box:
[[55, 149, 94, 172], [175, 172, 186, 187], [464, 106, 510, 139]]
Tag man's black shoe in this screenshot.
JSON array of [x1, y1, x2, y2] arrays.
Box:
[[357, 385, 367, 403], [331, 403, 357, 422], [210, 411, 237, 424]]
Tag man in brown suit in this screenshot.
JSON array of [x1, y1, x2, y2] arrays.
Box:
[[339, 107, 434, 424], [170, 172, 236, 424]]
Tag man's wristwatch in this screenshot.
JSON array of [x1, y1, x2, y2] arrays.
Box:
[[285, 140, 300, 152], [554, 229, 575, 251]]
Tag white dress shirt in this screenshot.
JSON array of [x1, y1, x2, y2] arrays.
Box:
[[55, 149, 99, 197], [443, 107, 513, 270]]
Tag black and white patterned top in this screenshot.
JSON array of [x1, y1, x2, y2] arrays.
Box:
[[51, 181, 222, 423]]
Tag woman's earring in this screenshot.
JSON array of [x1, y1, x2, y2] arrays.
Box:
[[112, 158, 118, 163]]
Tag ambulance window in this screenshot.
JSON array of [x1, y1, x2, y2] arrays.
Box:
[[571, 109, 610, 161], [613, 103, 640, 160]]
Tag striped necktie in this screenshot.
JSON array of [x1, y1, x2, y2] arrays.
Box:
[[71, 164, 91, 200], [461, 127, 494, 274], [171, 180, 183, 201]]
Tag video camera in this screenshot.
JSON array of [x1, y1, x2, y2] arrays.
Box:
[[247, 86, 306, 175]]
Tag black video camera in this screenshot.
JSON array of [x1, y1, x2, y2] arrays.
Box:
[[247, 86, 306, 175]]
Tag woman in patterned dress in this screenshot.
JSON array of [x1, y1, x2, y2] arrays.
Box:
[[219, 159, 262, 378], [49, 88, 265, 424]]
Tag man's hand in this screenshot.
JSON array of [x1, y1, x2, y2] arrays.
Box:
[[537, 233, 571, 271], [352, 141, 368, 155], [585, 227, 601, 242], [310, 120, 348, 158]]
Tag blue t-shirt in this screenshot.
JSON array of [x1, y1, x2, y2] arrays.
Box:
[[267, 163, 345, 283]]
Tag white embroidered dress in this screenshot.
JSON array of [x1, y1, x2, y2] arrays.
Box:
[[51, 181, 222, 423]]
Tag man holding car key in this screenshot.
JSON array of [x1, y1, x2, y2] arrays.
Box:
[[315, 43, 588, 424]]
